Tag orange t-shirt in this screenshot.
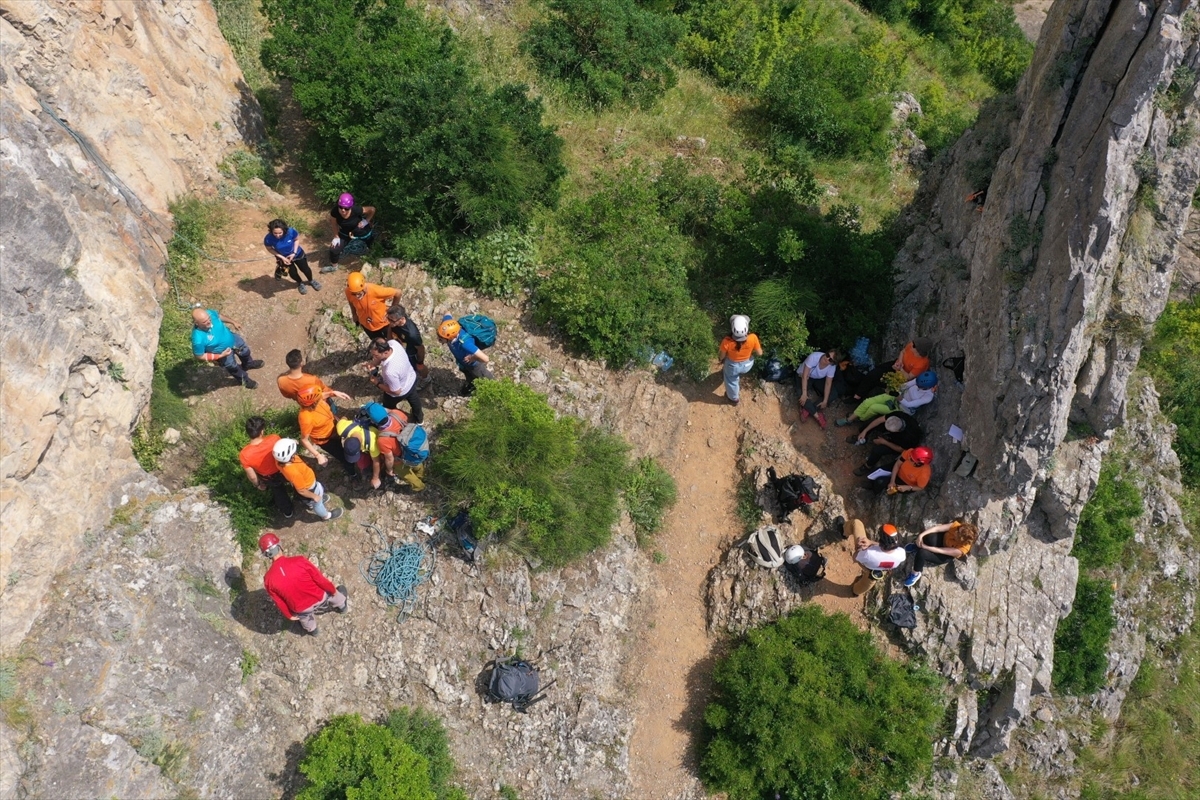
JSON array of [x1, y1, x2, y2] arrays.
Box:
[[278, 456, 317, 492], [898, 342, 931, 378], [298, 400, 336, 445], [345, 283, 398, 332], [897, 449, 931, 489], [943, 522, 973, 555], [375, 409, 409, 457], [277, 372, 329, 401], [719, 334, 761, 363], [239, 435, 281, 477]]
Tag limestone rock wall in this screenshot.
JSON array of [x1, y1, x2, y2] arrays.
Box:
[[0, 0, 251, 650], [881, 0, 1200, 755]]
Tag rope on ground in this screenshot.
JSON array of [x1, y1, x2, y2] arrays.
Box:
[[359, 523, 436, 622]]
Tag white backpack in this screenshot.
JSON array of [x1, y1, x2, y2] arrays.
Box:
[[747, 526, 786, 568]]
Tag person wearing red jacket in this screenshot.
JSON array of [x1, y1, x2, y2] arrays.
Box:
[[259, 533, 348, 635]]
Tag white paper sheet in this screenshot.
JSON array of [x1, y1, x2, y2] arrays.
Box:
[[948, 424, 964, 443], [867, 468, 892, 481]]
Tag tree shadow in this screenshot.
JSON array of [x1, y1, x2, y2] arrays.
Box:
[[237, 274, 301, 300], [272, 739, 307, 800], [672, 640, 729, 780]]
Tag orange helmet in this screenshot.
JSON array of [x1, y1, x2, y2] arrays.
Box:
[[437, 315, 461, 341], [347, 272, 366, 293], [296, 385, 323, 407]]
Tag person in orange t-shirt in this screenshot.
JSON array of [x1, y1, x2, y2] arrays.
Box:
[[865, 446, 932, 493], [277, 349, 340, 401], [345, 272, 398, 336], [273, 438, 343, 522], [718, 315, 762, 405], [238, 416, 295, 518], [893, 338, 933, 380]]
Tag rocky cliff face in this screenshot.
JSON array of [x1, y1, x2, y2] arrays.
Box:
[[880, 0, 1199, 756], [0, 0, 252, 650]]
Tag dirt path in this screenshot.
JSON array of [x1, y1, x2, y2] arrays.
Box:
[[628, 378, 869, 799]]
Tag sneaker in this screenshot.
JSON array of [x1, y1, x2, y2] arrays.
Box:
[[853, 465, 870, 477], [417, 375, 433, 390], [729, 396, 739, 406], [815, 412, 827, 428], [335, 585, 349, 613], [800, 408, 810, 422], [245, 359, 264, 370], [903, 572, 922, 587], [846, 434, 863, 444], [310, 280, 322, 291], [323, 508, 344, 522], [273, 268, 287, 281], [319, 264, 338, 274], [835, 418, 851, 427], [242, 377, 258, 389], [298, 283, 308, 295]]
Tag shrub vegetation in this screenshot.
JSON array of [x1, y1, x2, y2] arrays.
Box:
[[1142, 297, 1200, 486], [1071, 465, 1143, 570], [261, 0, 565, 258], [701, 606, 942, 800], [623, 456, 678, 540], [1052, 576, 1116, 695], [436, 380, 629, 566], [522, 0, 684, 109]]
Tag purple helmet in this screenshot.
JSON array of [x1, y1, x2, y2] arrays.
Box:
[[337, 192, 354, 209]]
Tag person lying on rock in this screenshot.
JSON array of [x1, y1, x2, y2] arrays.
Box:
[[865, 446, 932, 494], [903, 520, 978, 587], [849, 411, 923, 476], [835, 370, 938, 427], [844, 337, 933, 400], [263, 218, 320, 294], [190, 307, 263, 389], [797, 348, 843, 427], [259, 532, 348, 637], [324, 192, 376, 272]]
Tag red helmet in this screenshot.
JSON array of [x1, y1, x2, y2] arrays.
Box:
[[296, 385, 323, 407], [911, 446, 933, 466], [258, 532, 281, 557]]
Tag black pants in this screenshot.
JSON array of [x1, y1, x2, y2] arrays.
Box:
[[865, 443, 902, 469], [275, 255, 314, 285], [263, 472, 294, 516], [329, 231, 374, 264], [459, 360, 494, 395], [798, 373, 846, 416], [913, 532, 956, 571], [317, 435, 358, 476], [382, 385, 423, 423]]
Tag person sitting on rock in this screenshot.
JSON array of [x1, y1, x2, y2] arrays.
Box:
[[835, 370, 938, 427], [865, 446, 932, 494], [797, 349, 843, 427], [850, 411, 923, 476], [717, 315, 762, 406], [239, 416, 295, 519], [846, 337, 933, 400], [190, 307, 263, 389], [259, 532, 348, 636], [903, 520, 978, 587], [384, 305, 431, 390], [323, 193, 376, 272], [846, 519, 905, 595], [263, 218, 320, 294]]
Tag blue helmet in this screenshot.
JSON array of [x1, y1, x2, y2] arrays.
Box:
[[364, 402, 389, 426], [916, 370, 938, 390]]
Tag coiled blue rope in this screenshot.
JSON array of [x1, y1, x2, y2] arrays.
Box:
[[359, 525, 435, 622]]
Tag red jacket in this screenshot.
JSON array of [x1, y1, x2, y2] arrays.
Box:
[[263, 555, 337, 616]]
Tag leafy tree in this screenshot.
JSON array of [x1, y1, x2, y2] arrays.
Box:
[[437, 381, 629, 566], [1071, 466, 1143, 570], [523, 0, 684, 109], [261, 0, 564, 255], [701, 606, 942, 800], [1053, 576, 1116, 695]]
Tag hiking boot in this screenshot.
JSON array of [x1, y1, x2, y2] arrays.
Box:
[[306, 626, 319, 637], [835, 418, 852, 427], [815, 412, 828, 428], [245, 359, 264, 370], [800, 408, 810, 422], [335, 585, 349, 613], [323, 508, 344, 522], [298, 283, 308, 295], [274, 268, 287, 281], [417, 375, 433, 391], [903, 572, 922, 587], [853, 465, 870, 477], [242, 377, 258, 390], [310, 280, 322, 291], [319, 264, 338, 274]]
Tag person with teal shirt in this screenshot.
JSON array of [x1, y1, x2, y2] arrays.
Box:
[[191, 307, 263, 389]]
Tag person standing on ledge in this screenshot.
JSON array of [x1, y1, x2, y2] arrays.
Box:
[[263, 218, 320, 294], [190, 307, 263, 389], [259, 532, 348, 637], [323, 192, 375, 272], [717, 315, 761, 406], [345, 271, 397, 340]]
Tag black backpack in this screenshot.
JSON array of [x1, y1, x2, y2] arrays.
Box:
[[784, 547, 827, 585], [448, 509, 483, 564], [767, 467, 820, 514], [487, 657, 553, 713], [943, 355, 965, 383]]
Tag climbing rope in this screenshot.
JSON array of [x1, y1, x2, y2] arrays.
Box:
[[358, 523, 436, 622]]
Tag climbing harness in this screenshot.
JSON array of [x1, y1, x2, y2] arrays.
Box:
[[358, 523, 436, 622]]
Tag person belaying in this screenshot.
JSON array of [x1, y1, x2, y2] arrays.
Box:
[[190, 307, 263, 389], [259, 532, 348, 636], [263, 218, 320, 294], [345, 271, 397, 339], [718, 315, 762, 406], [903, 520, 978, 586], [437, 315, 494, 396], [323, 193, 375, 272]]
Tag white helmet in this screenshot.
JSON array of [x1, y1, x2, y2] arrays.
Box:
[[730, 314, 750, 341], [273, 438, 298, 462], [784, 545, 806, 564]]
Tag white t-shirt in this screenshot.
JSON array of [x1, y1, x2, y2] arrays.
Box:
[[380, 340, 416, 396], [855, 545, 905, 571], [898, 379, 935, 413], [800, 351, 836, 380]]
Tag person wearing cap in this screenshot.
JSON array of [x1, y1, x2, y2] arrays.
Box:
[[384, 304, 431, 390], [273, 438, 343, 521], [846, 337, 934, 400], [239, 416, 295, 519], [835, 370, 938, 428], [190, 307, 263, 389], [366, 337, 423, 423], [335, 416, 383, 489], [436, 315, 493, 396], [296, 387, 356, 477], [846, 518, 905, 594], [259, 533, 348, 636], [345, 272, 398, 338], [903, 520, 978, 587], [865, 446, 933, 494], [797, 348, 842, 427], [277, 349, 349, 404], [850, 411, 923, 475], [718, 315, 762, 406], [323, 193, 375, 272]]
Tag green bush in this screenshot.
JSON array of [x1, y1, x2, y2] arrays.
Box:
[[701, 606, 942, 800], [297, 712, 467, 800], [261, 0, 564, 252], [623, 456, 677, 539], [1072, 465, 1143, 570], [444, 227, 539, 299], [535, 167, 714, 379], [1053, 576, 1116, 695], [192, 407, 298, 554], [746, 278, 812, 367], [437, 381, 629, 566], [522, 0, 684, 109], [1143, 298, 1200, 486]]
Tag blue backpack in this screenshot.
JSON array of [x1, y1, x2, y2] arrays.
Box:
[[458, 314, 497, 348], [398, 423, 429, 465]]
